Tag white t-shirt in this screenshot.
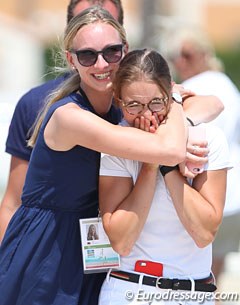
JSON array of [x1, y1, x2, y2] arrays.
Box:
[[100, 124, 231, 279], [183, 71, 240, 215]]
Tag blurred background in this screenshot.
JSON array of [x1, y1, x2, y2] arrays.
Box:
[[1, 0, 240, 298]]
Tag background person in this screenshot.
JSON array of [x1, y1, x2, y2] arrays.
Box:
[[167, 27, 240, 282], [98, 48, 231, 305]]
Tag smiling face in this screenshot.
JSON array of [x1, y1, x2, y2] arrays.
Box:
[[120, 80, 168, 126], [113, 49, 172, 126], [69, 22, 125, 95]]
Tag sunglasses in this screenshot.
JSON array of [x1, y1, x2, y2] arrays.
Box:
[[71, 44, 124, 67], [121, 97, 168, 115]]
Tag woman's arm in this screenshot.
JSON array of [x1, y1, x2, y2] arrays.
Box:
[[99, 163, 158, 256], [172, 84, 224, 125], [183, 95, 224, 125], [163, 168, 227, 248], [44, 102, 187, 165]]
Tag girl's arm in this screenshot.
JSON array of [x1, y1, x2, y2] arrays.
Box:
[[99, 163, 158, 256], [163, 168, 227, 248], [44, 101, 187, 165]]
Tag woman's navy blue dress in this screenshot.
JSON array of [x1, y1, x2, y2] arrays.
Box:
[[0, 90, 121, 305]]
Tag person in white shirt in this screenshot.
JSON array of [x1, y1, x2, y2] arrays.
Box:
[[98, 48, 231, 305], [168, 27, 240, 281]]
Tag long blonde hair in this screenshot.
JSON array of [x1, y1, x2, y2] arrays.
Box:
[[28, 6, 127, 147]]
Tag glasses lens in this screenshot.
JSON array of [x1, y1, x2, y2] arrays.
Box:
[[124, 102, 142, 115], [74, 44, 123, 67], [76, 50, 97, 67], [149, 98, 166, 112], [103, 45, 123, 63]]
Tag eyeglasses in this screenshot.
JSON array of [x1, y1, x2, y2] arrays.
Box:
[[71, 44, 124, 67], [121, 97, 168, 115]]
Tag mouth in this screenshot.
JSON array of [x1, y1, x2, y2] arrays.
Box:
[[93, 72, 111, 80]]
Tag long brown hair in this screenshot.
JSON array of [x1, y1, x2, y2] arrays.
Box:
[[113, 48, 172, 114]]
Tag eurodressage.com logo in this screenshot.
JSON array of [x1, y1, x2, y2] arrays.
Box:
[[125, 289, 240, 304]]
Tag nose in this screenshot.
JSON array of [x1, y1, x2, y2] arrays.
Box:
[[141, 105, 153, 118], [94, 54, 109, 69]]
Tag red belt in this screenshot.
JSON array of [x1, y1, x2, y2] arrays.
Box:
[[110, 270, 217, 292]]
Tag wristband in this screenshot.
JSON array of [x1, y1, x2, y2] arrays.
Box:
[[186, 117, 195, 126], [159, 165, 178, 177], [172, 92, 183, 105]]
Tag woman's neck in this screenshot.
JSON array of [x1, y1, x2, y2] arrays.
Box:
[[80, 85, 113, 115]]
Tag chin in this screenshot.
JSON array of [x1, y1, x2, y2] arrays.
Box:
[[105, 81, 113, 91], [93, 81, 113, 94]]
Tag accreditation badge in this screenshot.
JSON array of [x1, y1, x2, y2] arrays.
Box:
[[79, 217, 120, 273]]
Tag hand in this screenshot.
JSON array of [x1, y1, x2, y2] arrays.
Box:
[[134, 113, 164, 133], [172, 82, 196, 100], [179, 140, 209, 178], [134, 114, 164, 168]]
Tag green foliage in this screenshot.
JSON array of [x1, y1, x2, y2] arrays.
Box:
[[217, 47, 240, 90], [43, 44, 62, 81]]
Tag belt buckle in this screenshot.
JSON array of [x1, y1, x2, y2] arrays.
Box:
[[156, 277, 181, 290], [156, 276, 163, 289]]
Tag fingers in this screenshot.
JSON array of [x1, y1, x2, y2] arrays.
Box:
[[134, 115, 159, 133], [140, 116, 150, 132], [186, 151, 208, 164], [134, 117, 140, 129], [186, 153, 207, 176], [182, 89, 196, 97], [178, 162, 198, 179], [156, 113, 165, 124], [172, 83, 183, 94], [187, 142, 209, 156], [134, 116, 150, 132], [191, 145, 208, 156], [185, 143, 209, 175], [172, 83, 196, 100], [151, 115, 159, 130]]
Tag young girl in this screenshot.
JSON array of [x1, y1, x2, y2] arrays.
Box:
[[98, 49, 231, 305]]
